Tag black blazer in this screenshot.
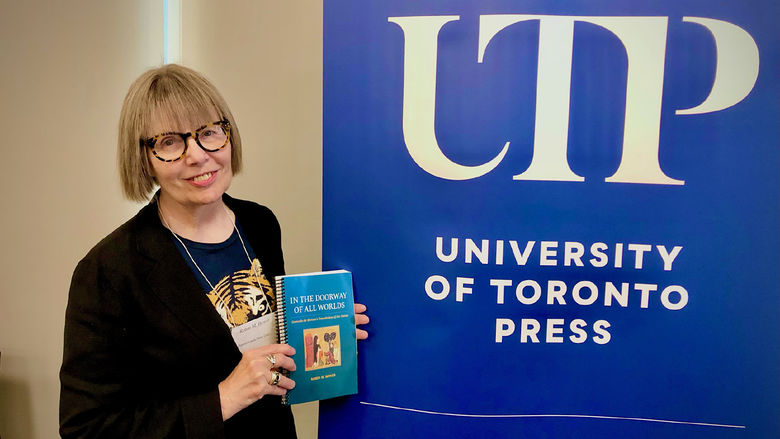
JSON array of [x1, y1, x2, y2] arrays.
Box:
[[60, 195, 297, 438]]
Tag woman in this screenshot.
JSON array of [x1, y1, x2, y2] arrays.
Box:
[[59, 64, 369, 438]]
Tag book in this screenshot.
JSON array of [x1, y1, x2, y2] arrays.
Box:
[[274, 269, 358, 405]]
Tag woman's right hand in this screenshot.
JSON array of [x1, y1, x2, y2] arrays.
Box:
[[218, 344, 296, 421]]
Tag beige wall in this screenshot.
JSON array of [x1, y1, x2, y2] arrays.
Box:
[[0, 1, 162, 437], [0, 1, 322, 438]]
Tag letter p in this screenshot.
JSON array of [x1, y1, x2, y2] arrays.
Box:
[[495, 318, 516, 342]]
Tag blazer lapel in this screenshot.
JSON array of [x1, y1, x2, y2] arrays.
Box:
[[133, 202, 237, 351]]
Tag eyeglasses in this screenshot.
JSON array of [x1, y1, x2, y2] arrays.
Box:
[[141, 119, 231, 162]]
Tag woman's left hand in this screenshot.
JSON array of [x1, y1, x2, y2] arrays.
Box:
[[354, 303, 370, 340]]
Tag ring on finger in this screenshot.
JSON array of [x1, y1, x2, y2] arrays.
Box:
[[266, 354, 276, 367], [270, 371, 281, 386]]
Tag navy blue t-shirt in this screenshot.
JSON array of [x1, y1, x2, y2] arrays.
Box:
[[171, 222, 276, 328]]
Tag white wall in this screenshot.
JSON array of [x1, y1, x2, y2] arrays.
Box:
[[0, 1, 322, 438]]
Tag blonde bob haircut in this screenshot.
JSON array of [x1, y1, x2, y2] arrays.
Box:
[[118, 64, 243, 201]]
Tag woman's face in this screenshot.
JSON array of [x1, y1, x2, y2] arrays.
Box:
[[147, 117, 233, 210]]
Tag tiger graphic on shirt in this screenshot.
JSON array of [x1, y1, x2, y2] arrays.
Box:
[[206, 258, 275, 328]]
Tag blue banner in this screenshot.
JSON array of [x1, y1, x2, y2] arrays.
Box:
[[322, 1, 779, 438]]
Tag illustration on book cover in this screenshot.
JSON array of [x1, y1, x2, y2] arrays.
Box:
[[304, 325, 341, 371]]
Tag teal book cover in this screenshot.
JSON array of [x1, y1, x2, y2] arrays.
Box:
[[274, 270, 357, 405]]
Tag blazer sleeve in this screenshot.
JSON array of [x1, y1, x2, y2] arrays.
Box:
[[59, 257, 225, 439]]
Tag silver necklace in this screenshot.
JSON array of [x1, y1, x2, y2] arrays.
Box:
[[157, 200, 263, 292]]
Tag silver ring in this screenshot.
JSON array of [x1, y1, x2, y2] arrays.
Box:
[[266, 354, 276, 367], [270, 371, 281, 386]]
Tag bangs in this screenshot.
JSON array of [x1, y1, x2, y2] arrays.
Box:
[[142, 75, 224, 137]]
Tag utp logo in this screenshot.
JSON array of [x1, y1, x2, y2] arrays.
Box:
[[389, 15, 760, 185]]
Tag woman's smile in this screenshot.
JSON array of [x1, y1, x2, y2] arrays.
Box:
[[188, 170, 218, 186]]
